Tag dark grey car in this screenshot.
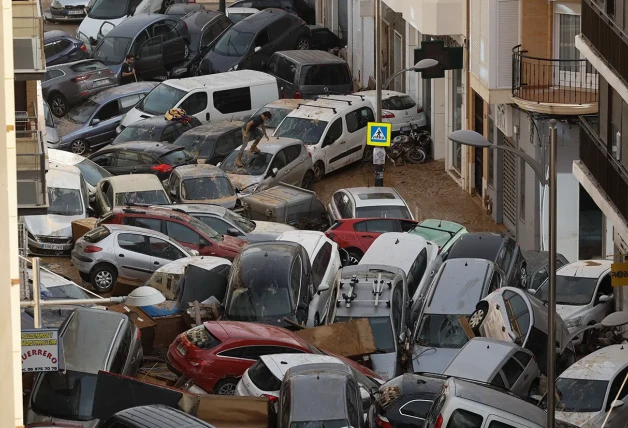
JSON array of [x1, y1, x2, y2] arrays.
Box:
[[56, 81, 158, 155], [42, 59, 118, 118], [173, 120, 247, 165], [521, 249, 569, 291]]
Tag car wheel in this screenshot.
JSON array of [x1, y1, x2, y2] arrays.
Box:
[[49, 93, 68, 117], [296, 36, 311, 50], [213, 377, 238, 395], [347, 248, 363, 265], [71, 139, 89, 155], [519, 263, 527, 288], [314, 313, 321, 326], [468, 302, 489, 334], [301, 170, 315, 190], [312, 161, 325, 181], [90, 263, 117, 293]]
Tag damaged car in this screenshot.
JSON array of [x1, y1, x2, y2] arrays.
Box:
[[166, 164, 238, 209], [93, 174, 171, 216], [49, 149, 112, 198], [25, 164, 90, 256], [172, 120, 248, 165], [111, 116, 203, 146]]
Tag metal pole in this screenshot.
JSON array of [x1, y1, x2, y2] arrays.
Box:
[[32, 257, 41, 329], [547, 119, 558, 428], [373, 0, 384, 187]]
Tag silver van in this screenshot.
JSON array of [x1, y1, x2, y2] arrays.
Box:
[[26, 307, 143, 428]]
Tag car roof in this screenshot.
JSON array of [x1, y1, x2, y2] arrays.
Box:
[[114, 404, 213, 428], [444, 338, 520, 381], [426, 259, 494, 314], [48, 149, 85, 166], [447, 232, 506, 262], [261, 353, 344, 380], [47, 58, 108, 72], [179, 120, 245, 138], [128, 116, 186, 129], [238, 241, 303, 273], [209, 321, 308, 347], [174, 164, 227, 178], [105, 14, 172, 38], [154, 255, 231, 275], [383, 373, 446, 397], [168, 203, 226, 216], [417, 219, 466, 233], [47, 163, 83, 189], [360, 233, 432, 273], [276, 231, 329, 258], [105, 174, 165, 192], [44, 30, 70, 41], [114, 205, 194, 222], [236, 7, 291, 27], [557, 259, 612, 278], [285, 95, 373, 122], [108, 141, 182, 155], [560, 344, 628, 381], [342, 187, 405, 208], [520, 250, 568, 274], [183, 9, 222, 29], [274, 50, 347, 64], [89, 81, 159, 104], [164, 70, 276, 91], [263, 98, 304, 109], [244, 136, 303, 154], [451, 378, 546, 426], [103, 224, 180, 240]]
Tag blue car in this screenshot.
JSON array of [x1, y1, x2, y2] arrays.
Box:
[[57, 81, 159, 155], [44, 30, 88, 66]]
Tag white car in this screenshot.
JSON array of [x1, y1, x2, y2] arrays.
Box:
[[48, 149, 112, 197], [276, 230, 341, 326], [533, 259, 613, 344], [93, 174, 171, 217], [327, 187, 414, 221], [354, 90, 427, 132]]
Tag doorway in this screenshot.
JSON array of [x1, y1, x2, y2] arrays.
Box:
[[579, 184, 604, 259], [473, 92, 484, 196]]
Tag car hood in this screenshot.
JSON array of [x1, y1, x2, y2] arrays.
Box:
[[253, 221, 296, 235], [182, 195, 237, 210], [370, 353, 397, 381], [24, 214, 84, 237], [59, 0, 87, 6], [26, 408, 99, 428], [555, 411, 602, 428], [411, 345, 460, 374], [57, 118, 84, 143], [226, 174, 263, 192], [221, 234, 248, 254], [556, 304, 590, 321], [204, 50, 242, 73]]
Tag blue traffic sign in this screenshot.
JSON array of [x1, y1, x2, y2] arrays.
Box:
[[367, 122, 392, 147]]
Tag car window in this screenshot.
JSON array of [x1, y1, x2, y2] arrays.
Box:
[[199, 216, 231, 235], [399, 399, 433, 420], [300, 64, 351, 86], [353, 221, 367, 232], [119, 94, 141, 114], [268, 17, 294, 40], [179, 92, 208, 116], [91, 152, 116, 167], [598, 274, 613, 296], [391, 285, 403, 333], [166, 221, 201, 245], [503, 290, 530, 339], [109, 324, 132, 373], [269, 56, 296, 83], [488, 422, 518, 428], [57, 39, 72, 51], [159, 126, 177, 143], [607, 368, 628, 411], [489, 271, 501, 292], [447, 409, 483, 428], [124, 216, 162, 232], [312, 242, 332, 287], [531, 267, 548, 290], [346, 107, 374, 133], [514, 351, 532, 367], [346, 383, 360, 428], [502, 357, 524, 387], [284, 145, 301, 163], [324, 118, 343, 146], [105, 183, 114, 206], [213, 87, 252, 114], [44, 42, 57, 58], [129, 29, 150, 56], [96, 101, 121, 121], [270, 149, 288, 171], [254, 30, 270, 48], [408, 249, 427, 297], [149, 236, 186, 260], [365, 219, 395, 233], [153, 21, 178, 41], [117, 233, 148, 255], [46, 69, 65, 81], [290, 257, 301, 303], [140, 36, 162, 58], [491, 372, 506, 388], [116, 151, 141, 167]]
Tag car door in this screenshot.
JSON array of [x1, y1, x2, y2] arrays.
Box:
[[355, 219, 397, 249], [511, 350, 538, 396], [605, 367, 628, 426], [268, 55, 296, 98], [135, 36, 165, 80], [266, 149, 288, 188], [148, 235, 188, 272], [500, 355, 527, 396], [396, 399, 434, 428], [157, 19, 187, 66], [277, 144, 304, 185], [343, 106, 374, 163], [165, 220, 203, 254], [113, 233, 153, 280], [320, 118, 344, 173], [85, 100, 122, 147], [111, 150, 143, 175], [179, 91, 210, 122]]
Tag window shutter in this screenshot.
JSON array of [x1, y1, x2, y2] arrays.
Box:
[[497, 0, 519, 88]]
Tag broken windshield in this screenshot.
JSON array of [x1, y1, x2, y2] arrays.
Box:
[[275, 117, 328, 145], [415, 314, 469, 349], [182, 177, 234, 200], [32, 370, 98, 421], [48, 187, 84, 216], [220, 151, 272, 176], [115, 190, 169, 206], [555, 378, 608, 412], [225, 277, 294, 320]]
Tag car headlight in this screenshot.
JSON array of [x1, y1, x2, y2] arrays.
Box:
[[51, 0, 62, 9], [565, 317, 582, 329]]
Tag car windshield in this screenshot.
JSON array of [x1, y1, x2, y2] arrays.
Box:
[[88, 0, 131, 19], [535, 276, 598, 305], [415, 313, 469, 349], [275, 117, 328, 145], [48, 187, 84, 216], [356, 205, 412, 219], [44, 102, 55, 128], [66, 100, 100, 124], [42, 284, 91, 300], [31, 370, 98, 421], [223, 209, 255, 233], [252, 106, 294, 128], [91, 37, 131, 66], [410, 226, 453, 248], [76, 158, 112, 187], [115, 190, 169, 206], [555, 378, 608, 412], [336, 316, 395, 353], [213, 27, 254, 56], [114, 125, 158, 143], [182, 177, 234, 200], [138, 84, 187, 115], [290, 421, 349, 428], [226, 278, 294, 320], [221, 150, 272, 176]]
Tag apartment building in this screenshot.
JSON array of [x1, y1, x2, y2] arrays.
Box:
[[13, 0, 48, 216], [575, 0, 628, 266], [465, 0, 600, 262]]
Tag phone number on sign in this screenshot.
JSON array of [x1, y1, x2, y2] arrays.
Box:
[[23, 367, 57, 372]]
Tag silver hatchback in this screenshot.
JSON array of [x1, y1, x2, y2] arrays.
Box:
[[72, 224, 197, 292]]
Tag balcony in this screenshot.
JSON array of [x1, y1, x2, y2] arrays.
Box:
[[511, 46, 598, 115], [12, 0, 45, 80], [16, 109, 48, 215]]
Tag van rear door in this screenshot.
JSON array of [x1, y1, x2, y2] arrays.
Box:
[[298, 62, 352, 99]]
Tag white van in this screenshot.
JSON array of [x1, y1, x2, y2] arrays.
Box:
[[273, 94, 375, 181], [117, 70, 279, 132]]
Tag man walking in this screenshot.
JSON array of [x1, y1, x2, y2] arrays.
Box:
[[120, 54, 136, 85], [235, 111, 272, 167]]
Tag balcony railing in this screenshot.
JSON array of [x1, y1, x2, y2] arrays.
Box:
[[16, 108, 47, 208], [579, 117, 628, 224], [12, 0, 45, 74], [512, 46, 598, 106]]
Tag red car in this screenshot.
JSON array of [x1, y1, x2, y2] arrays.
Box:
[[167, 321, 380, 394], [99, 206, 247, 260], [325, 218, 418, 263]]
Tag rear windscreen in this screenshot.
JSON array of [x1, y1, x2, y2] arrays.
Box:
[[300, 64, 351, 86]]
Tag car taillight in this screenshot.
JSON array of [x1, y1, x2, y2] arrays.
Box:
[[417, 106, 424, 113], [80, 44, 87, 52], [434, 414, 443, 428], [382, 111, 395, 119], [72, 74, 91, 82], [262, 394, 278, 403], [84, 245, 102, 253], [375, 414, 392, 428], [151, 163, 174, 173], [294, 91, 302, 99]]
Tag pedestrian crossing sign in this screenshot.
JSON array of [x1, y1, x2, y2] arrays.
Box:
[[367, 122, 392, 147]]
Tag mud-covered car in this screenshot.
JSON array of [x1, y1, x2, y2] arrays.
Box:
[[166, 164, 238, 209], [173, 120, 248, 165]]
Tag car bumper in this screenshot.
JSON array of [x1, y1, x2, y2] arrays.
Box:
[[49, 9, 87, 21], [71, 249, 96, 274], [166, 348, 218, 392], [47, 140, 61, 150], [28, 238, 73, 255], [390, 118, 428, 133]]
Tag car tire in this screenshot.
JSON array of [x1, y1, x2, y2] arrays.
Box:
[[519, 263, 528, 288], [468, 301, 489, 335], [313, 161, 325, 181], [70, 139, 89, 155], [346, 248, 363, 265], [49, 93, 68, 117], [296, 36, 311, 50], [90, 263, 117, 293], [301, 170, 315, 190], [213, 377, 238, 395]]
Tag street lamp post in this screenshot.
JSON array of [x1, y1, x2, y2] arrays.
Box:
[[373, 58, 439, 186], [448, 119, 558, 427]]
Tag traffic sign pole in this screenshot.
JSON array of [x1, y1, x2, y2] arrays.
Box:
[[374, 0, 382, 186]]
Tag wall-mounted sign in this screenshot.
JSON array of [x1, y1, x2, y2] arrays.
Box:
[[611, 261, 628, 287], [21, 329, 60, 372]]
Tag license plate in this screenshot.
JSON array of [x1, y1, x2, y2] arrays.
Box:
[[94, 79, 111, 87], [42, 244, 64, 250], [400, 126, 411, 132], [67, 10, 83, 15], [177, 344, 187, 356]]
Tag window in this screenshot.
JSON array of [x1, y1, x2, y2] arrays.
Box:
[[44, 42, 58, 58], [130, 30, 150, 56], [408, 249, 427, 297], [514, 351, 532, 367], [268, 17, 293, 40], [498, 242, 514, 272], [96, 101, 121, 121], [57, 39, 72, 51], [125, 217, 162, 232], [346, 107, 374, 133], [117, 233, 148, 254], [488, 421, 517, 428], [116, 151, 141, 167], [153, 21, 178, 41], [253, 30, 270, 48], [520, 158, 525, 221], [219, 347, 248, 359], [213, 87, 252, 114], [391, 286, 403, 332], [323, 119, 343, 146], [364, 219, 396, 233], [215, 133, 238, 157], [346, 383, 360, 428], [399, 400, 433, 420], [446, 409, 483, 428], [489, 272, 501, 292], [270, 150, 288, 171], [149, 236, 186, 260], [488, 116, 494, 187], [299, 64, 351, 86], [502, 357, 524, 386], [166, 221, 201, 245], [140, 36, 162, 58], [119, 94, 141, 114], [491, 372, 506, 388], [607, 368, 628, 410], [283, 145, 301, 164], [312, 242, 332, 287], [607, 0, 616, 16], [503, 290, 530, 340], [45, 69, 64, 81], [109, 325, 132, 373], [270, 56, 296, 83], [334, 192, 352, 218], [92, 152, 116, 167], [179, 92, 208, 116], [531, 267, 548, 291], [200, 217, 231, 235]]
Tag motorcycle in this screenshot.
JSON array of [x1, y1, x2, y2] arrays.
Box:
[[388, 124, 432, 165], [570, 311, 628, 355]]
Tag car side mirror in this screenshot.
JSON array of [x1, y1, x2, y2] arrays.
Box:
[[234, 186, 241, 194], [254, 46, 262, 53], [226, 227, 240, 237], [612, 399, 625, 409], [317, 283, 329, 294], [599, 294, 612, 303], [91, 118, 101, 126], [269, 167, 278, 178]]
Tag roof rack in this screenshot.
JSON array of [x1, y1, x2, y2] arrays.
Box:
[[296, 103, 337, 114], [314, 96, 353, 105], [343, 93, 366, 101], [337, 273, 391, 308]]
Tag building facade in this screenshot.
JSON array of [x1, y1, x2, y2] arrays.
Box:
[[465, 0, 600, 262]]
